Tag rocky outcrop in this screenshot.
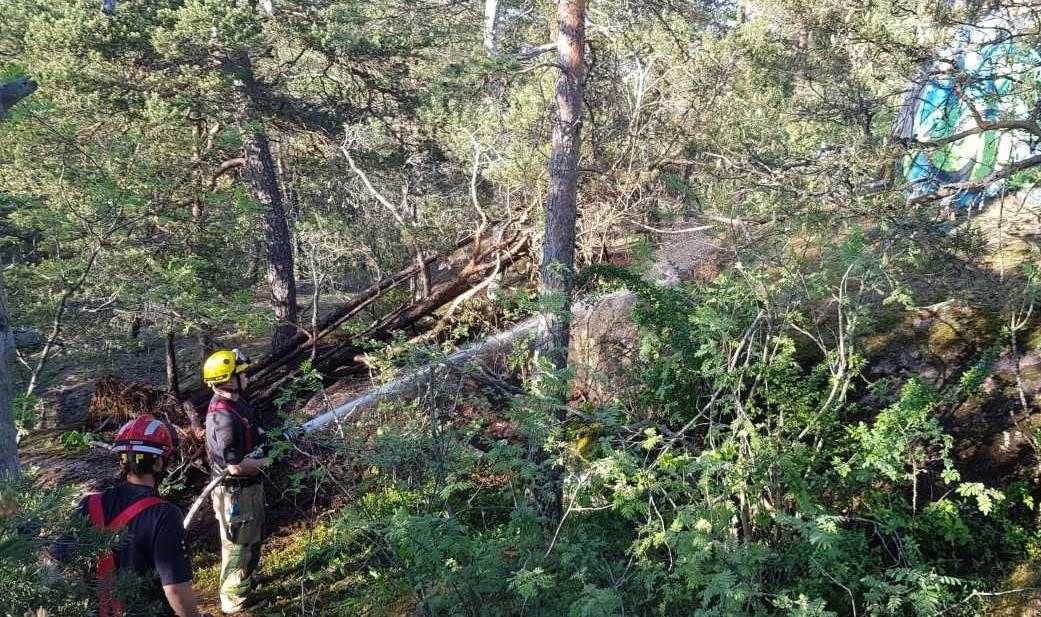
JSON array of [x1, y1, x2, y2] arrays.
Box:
[[0, 75, 38, 119]]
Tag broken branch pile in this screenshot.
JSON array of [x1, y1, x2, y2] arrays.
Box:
[[185, 223, 532, 414], [86, 376, 205, 461], [86, 376, 182, 428]]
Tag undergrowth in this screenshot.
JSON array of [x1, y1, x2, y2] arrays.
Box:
[[244, 236, 1041, 616]]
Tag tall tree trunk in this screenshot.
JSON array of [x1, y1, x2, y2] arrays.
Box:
[[484, 0, 501, 55], [537, 0, 585, 522], [232, 56, 298, 352], [0, 275, 18, 477], [196, 327, 216, 368], [165, 331, 180, 396], [0, 78, 37, 477], [244, 127, 298, 351]]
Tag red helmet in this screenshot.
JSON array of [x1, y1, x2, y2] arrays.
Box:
[[113, 415, 177, 462]]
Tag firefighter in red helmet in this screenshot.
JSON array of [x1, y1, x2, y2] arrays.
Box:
[[81, 415, 211, 617]]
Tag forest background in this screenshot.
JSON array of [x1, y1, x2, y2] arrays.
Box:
[[2, 0, 1041, 615]]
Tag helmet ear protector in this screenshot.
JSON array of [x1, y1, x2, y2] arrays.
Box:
[[232, 348, 251, 366]]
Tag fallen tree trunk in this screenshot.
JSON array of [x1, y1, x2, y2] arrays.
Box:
[[247, 230, 488, 380], [297, 227, 723, 430], [248, 232, 531, 409], [183, 235, 476, 411], [245, 245, 455, 383], [184, 228, 529, 414]]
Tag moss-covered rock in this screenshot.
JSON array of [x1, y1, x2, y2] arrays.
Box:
[[992, 563, 1041, 616]]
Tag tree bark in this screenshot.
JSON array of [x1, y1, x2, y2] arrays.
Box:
[[165, 331, 180, 396], [484, 0, 501, 55], [537, 0, 585, 522], [0, 79, 33, 476], [233, 56, 299, 352], [541, 0, 584, 371], [195, 327, 216, 368], [0, 274, 18, 477]]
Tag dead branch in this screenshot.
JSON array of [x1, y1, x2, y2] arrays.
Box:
[[184, 229, 529, 413], [243, 239, 471, 386], [210, 157, 246, 189], [906, 153, 1041, 205]]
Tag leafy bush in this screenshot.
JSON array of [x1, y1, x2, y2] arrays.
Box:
[[56, 431, 98, 453], [262, 251, 1037, 616]]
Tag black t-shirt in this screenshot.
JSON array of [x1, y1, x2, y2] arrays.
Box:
[[77, 483, 192, 614], [205, 395, 263, 472]]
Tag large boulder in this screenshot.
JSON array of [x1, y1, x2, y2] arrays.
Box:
[[572, 228, 723, 405], [32, 376, 96, 429], [12, 329, 43, 350], [0, 75, 38, 119]]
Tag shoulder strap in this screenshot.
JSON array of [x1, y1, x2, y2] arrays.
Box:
[[92, 493, 163, 617], [208, 398, 255, 452], [87, 493, 106, 529], [208, 397, 234, 413], [209, 399, 249, 425], [106, 496, 164, 532]]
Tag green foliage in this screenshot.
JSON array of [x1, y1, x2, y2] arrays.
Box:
[[958, 344, 1002, 398], [56, 430, 98, 453], [0, 473, 160, 616], [12, 394, 38, 433], [254, 246, 1036, 616], [273, 359, 324, 417], [839, 378, 952, 485]]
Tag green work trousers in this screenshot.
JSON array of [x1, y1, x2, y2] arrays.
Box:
[[212, 481, 264, 614]]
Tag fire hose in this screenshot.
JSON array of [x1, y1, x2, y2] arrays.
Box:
[[177, 311, 556, 530], [181, 395, 369, 530]]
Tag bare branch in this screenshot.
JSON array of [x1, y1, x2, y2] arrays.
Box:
[[909, 118, 1041, 149], [631, 221, 714, 235], [211, 157, 246, 188], [339, 141, 408, 227], [467, 132, 490, 263], [516, 43, 557, 61], [906, 153, 1041, 205]]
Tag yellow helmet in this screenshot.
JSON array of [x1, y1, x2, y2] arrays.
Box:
[[202, 349, 250, 386]]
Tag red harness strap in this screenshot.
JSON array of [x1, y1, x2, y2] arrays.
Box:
[[88, 494, 164, 617], [208, 398, 254, 452]]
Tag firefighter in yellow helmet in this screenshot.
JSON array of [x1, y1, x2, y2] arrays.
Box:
[[202, 349, 250, 387], [202, 349, 267, 615]]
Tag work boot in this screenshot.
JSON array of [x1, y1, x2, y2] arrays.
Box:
[[220, 594, 265, 615], [220, 600, 246, 615]]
